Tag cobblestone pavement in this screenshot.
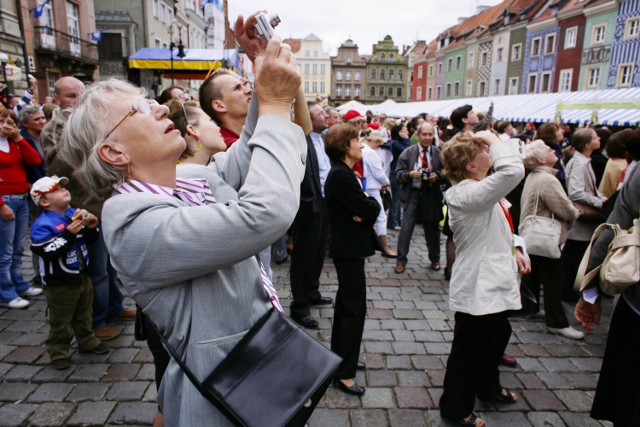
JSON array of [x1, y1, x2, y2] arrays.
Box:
[[0, 229, 613, 426]]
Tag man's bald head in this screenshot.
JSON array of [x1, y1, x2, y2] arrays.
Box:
[[54, 76, 85, 109]]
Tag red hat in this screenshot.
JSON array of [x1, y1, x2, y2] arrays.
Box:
[[367, 122, 380, 130], [343, 110, 365, 122]]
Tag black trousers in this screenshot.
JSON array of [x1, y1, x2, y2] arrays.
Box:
[[289, 204, 328, 317], [331, 257, 366, 380], [440, 310, 512, 420], [561, 239, 589, 303], [522, 254, 570, 328]]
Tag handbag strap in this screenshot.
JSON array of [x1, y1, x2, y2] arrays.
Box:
[[531, 175, 554, 221], [147, 318, 244, 426], [574, 223, 618, 292]]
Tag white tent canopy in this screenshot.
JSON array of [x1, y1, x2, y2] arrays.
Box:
[[336, 87, 640, 126]]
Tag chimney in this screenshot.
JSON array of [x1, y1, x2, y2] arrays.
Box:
[[476, 5, 490, 14], [457, 16, 467, 24]]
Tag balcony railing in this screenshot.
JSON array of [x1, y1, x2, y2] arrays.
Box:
[[34, 26, 98, 63]]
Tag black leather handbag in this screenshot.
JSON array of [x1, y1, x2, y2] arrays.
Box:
[[156, 308, 342, 427]]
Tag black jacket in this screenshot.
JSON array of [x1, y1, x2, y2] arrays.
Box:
[[295, 135, 323, 224], [325, 161, 381, 259]]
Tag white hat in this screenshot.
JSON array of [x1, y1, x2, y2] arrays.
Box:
[[30, 176, 69, 203]]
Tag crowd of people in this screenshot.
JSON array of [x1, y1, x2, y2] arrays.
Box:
[[1, 10, 640, 427]]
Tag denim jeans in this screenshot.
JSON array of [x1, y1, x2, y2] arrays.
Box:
[[89, 229, 124, 329], [0, 196, 31, 303]]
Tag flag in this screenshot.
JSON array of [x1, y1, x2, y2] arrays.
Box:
[[33, 0, 51, 18], [91, 31, 102, 43]]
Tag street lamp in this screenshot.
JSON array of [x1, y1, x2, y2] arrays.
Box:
[[0, 52, 8, 95], [168, 24, 186, 86]]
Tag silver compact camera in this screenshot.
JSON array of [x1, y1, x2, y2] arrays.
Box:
[[254, 12, 281, 43]]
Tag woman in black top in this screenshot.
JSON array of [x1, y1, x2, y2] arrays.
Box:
[[324, 124, 381, 396]]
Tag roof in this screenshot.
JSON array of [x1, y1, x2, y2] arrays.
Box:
[[95, 10, 136, 24], [282, 38, 301, 54]]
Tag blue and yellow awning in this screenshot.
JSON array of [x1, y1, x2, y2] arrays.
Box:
[[128, 48, 238, 72]]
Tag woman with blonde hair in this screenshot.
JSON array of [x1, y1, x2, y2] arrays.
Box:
[[439, 131, 529, 427]]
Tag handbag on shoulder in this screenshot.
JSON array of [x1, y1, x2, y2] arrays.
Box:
[[575, 218, 640, 296], [154, 308, 342, 427], [519, 179, 562, 259]]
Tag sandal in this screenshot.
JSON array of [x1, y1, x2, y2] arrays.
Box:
[[480, 388, 517, 404], [454, 413, 486, 427]]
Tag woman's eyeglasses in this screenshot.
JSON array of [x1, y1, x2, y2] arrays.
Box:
[[105, 99, 159, 140]]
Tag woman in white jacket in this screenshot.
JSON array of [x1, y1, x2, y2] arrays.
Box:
[[439, 131, 529, 427]]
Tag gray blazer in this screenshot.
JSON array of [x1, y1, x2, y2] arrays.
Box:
[[101, 96, 306, 426], [395, 143, 445, 204]]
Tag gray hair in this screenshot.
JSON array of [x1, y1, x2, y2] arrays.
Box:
[[524, 139, 549, 170], [58, 79, 147, 200], [18, 104, 41, 126]]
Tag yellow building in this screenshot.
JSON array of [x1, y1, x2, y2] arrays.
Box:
[[286, 34, 331, 104]]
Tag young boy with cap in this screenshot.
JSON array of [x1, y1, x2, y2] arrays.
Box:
[[30, 176, 108, 369]]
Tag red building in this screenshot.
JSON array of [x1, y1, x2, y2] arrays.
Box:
[[554, 0, 587, 92]]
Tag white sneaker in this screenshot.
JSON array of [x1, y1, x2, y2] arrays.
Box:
[[20, 286, 43, 297], [547, 326, 584, 340], [2, 297, 30, 309]]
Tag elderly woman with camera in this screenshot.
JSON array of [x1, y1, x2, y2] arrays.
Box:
[[58, 16, 306, 426], [438, 131, 529, 427], [520, 140, 582, 339]]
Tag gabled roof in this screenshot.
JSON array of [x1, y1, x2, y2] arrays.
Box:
[[96, 10, 136, 24]]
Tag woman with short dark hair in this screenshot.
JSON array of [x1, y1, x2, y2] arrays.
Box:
[[324, 123, 380, 396]]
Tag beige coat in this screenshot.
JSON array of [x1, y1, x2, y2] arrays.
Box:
[[520, 166, 579, 244]]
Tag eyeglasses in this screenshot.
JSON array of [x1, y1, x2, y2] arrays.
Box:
[[177, 92, 190, 101], [105, 99, 158, 140]]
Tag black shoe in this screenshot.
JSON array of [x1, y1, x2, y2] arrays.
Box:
[[309, 296, 333, 306], [381, 251, 398, 258], [275, 256, 288, 265], [444, 267, 451, 281], [291, 314, 319, 329], [52, 358, 71, 370], [357, 360, 366, 370], [80, 343, 109, 355], [334, 379, 365, 396]]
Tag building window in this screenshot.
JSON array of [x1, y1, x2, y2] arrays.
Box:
[[305, 81, 310, 93], [446, 83, 452, 97], [454, 81, 460, 97], [337, 85, 343, 96], [320, 82, 325, 93], [389, 54, 395, 61], [558, 69, 572, 92], [153, 0, 158, 17], [565, 27, 578, 48], [312, 82, 318, 92], [387, 87, 393, 97], [389, 69, 394, 81], [355, 86, 360, 97], [508, 77, 518, 95], [427, 87, 433, 100], [305, 50, 310, 57], [531, 37, 541, 56], [355, 71, 361, 81], [479, 81, 486, 96], [398, 69, 403, 81], [314, 50, 318, 57], [528, 74, 537, 93], [321, 64, 325, 75], [541, 72, 551, 92], [371, 68, 376, 79], [99, 33, 124, 60], [468, 52, 475, 68], [167, 8, 172, 25], [511, 43, 522, 61], [336, 70, 342, 80], [429, 65, 434, 76], [304, 64, 309, 74], [380, 53, 386, 61], [379, 87, 385, 97], [593, 24, 606, 45], [447, 58, 453, 72], [494, 79, 500, 95], [624, 17, 640, 40], [436, 86, 441, 99], [438, 63, 443, 75], [544, 33, 556, 54], [312, 64, 317, 75], [496, 48, 503, 62], [617, 63, 633, 87], [155, 38, 161, 48], [380, 69, 385, 80], [466, 80, 472, 96], [456, 56, 461, 69], [481, 52, 488, 66], [346, 71, 351, 81], [370, 86, 375, 96], [345, 86, 350, 97], [418, 65, 423, 78], [416, 87, 422, 101], [47, 71, 57, 98], [396, 87, 402, 97], [66, 1, 80, 56], [587, 67, 600, 88]]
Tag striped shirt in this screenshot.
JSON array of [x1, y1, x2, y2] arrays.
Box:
[[114, 178, 283, 312]]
